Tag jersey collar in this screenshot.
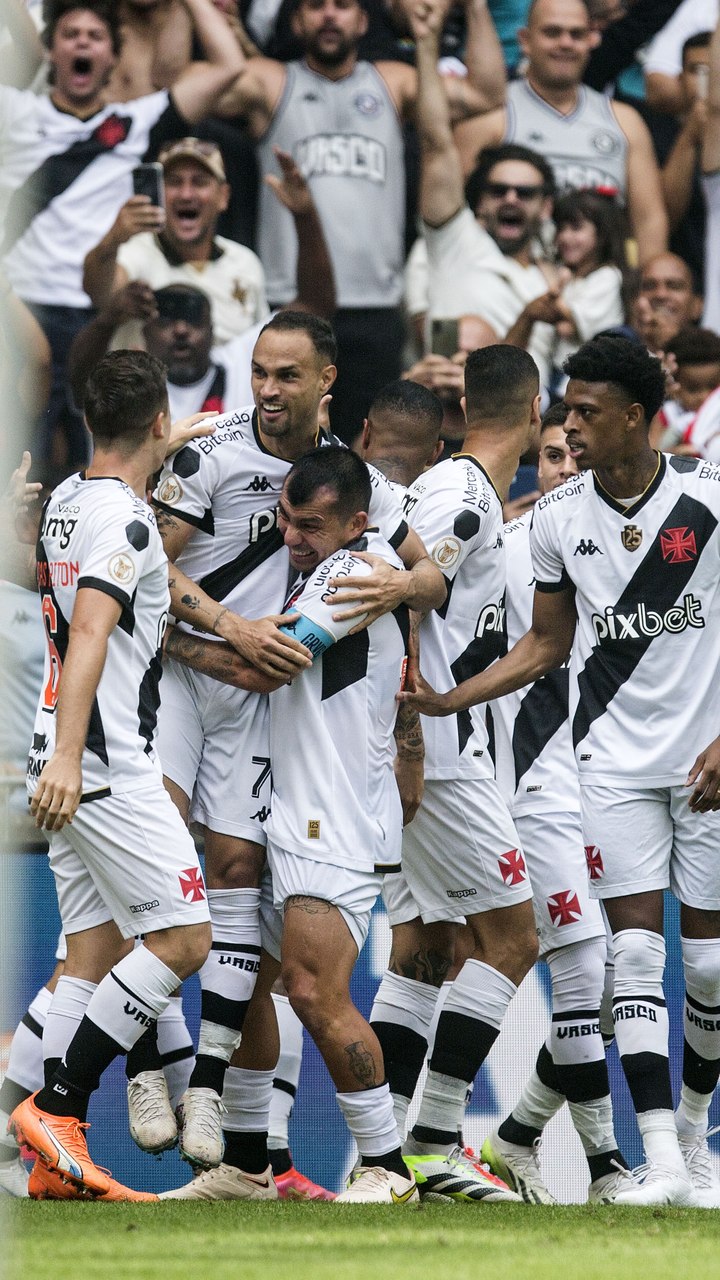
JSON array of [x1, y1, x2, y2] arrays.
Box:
[[451, 452, 503, 504], [592, 451, 665, 516]]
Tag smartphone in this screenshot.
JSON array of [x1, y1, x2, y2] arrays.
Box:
[[431, 317, 459, 359], [132, 162, 165, 208]]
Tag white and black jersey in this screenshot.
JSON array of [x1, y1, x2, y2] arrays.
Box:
[[531, 453, 720, 786], [491, 512, 579, 816], [404, 455, 507, 780], [153, 406, 408, 629], [28, 474, 169, 796], [265, 530, 408, 872], [0, 87, 183, 307]]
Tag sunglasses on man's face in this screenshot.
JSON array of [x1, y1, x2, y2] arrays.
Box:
[[483, 182, 546, 201]]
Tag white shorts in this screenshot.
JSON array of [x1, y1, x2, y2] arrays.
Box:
[[394, 777, 533, 925], [580, 784, 720, 910], [514, 810, 605, 956], [267, 841, 383, 955], [157, 658, 271, 844], [47, 784, 210, 940]]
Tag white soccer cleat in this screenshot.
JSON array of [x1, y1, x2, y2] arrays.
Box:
[[127, 1070, 178, 1154], [588, 1165, 635, 1203], [0, 1155, 29, 1197], [679, 1129, 720, 1208], [335, 1165, 419, 1204], [480, 1131, 556, 1204], [404, 1145, 521, 1203], [609, 1162, 697, 1206], [160, 1162, 278, 1200], [176, 1087, 226, 1169]]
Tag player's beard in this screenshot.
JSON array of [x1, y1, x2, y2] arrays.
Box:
[[303, 30, 356, 69]]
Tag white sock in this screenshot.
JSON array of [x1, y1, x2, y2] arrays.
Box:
[[336, 1083, 401, 1161]]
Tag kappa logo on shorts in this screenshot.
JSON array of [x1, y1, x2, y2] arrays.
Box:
[[178, 867, 206, 902], [129, 899, 160, 914], [584, 845, 604, 880], [547, 890, 582, 927], [497, 849, 527, 886]]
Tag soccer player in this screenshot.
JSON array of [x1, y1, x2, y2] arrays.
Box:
[[147, 311, 445, 1172], [361, 345, 542, 1203], [480, 406, 628, 1203], [266, 447, 418, 1204], [401, 335, 720, 1207], [9, 351, 221, 1201]]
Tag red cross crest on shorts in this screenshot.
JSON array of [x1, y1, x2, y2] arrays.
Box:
[[584, 845, 604, 881], [660, 526, 697, 563], [497, 848, 527, 886], [547, 890, 582, 927], [178, 867, 206, 902]]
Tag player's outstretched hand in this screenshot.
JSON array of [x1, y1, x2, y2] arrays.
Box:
[[687, 737, 720, 812], [166, 412, 218, 457], [330, 552, 408, 632], [396, 669, 455, 717], [218, 611, 312, 677], [30, 755, 82, 831]]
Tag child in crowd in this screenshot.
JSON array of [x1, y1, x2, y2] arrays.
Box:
[[657, 327, 720, 457]]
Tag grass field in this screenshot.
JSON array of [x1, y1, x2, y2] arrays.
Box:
[[6, 1201, 720, 1280]]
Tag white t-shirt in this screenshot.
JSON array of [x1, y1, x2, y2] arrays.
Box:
[[265, 531, 406, 872], [113, 232, 269, 346], [530, 453, 720, 786], [0, 87, 174, 308], [644, 0, 717, 77], [29, 473, 170, 795], [490, 512, 579, 817], [408, 210, 554, 388], [403, 453, 507, 780]]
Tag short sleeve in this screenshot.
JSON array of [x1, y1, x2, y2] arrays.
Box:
[[530, 504, 571, 593], [367, 466, 408, 549], [153, 442, 218, 534], [77, 507, 160, 611], [409, 480, 489, 583]]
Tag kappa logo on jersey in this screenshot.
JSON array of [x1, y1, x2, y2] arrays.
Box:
[[108, 552, 136, 585], [157, 476, 183, 505], [584, 845, 604, 880], [591, 593, 705, 643], [178, 867, 206, 902], [547, 890, 582, 927], [431, 537, 461, 569], [497, 849, 527, 886], [574, 538, 603, 557], [621, 524, 643, 551], [245, 475, 273, 493], [660, 526, 697, 564]]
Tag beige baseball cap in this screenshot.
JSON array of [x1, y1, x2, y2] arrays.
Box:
[[158, 137, 226, 183]]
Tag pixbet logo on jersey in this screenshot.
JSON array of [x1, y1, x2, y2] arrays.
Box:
[[591, 593, 704, 643]]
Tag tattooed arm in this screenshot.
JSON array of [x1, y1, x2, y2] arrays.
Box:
[[163, 625, 285, 693], [154, 503, 312, 679]]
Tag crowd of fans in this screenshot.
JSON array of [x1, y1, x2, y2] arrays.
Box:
[[3, 0, 720, 483]]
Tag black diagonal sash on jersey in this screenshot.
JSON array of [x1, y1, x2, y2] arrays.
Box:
[[451, 615, 508, 758], [197, 526, 285, 601], [1, 113, 132, 256], [512, 667, 569, 789], [572, 493, 718, 751]]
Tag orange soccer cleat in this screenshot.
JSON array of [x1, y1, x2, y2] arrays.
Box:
[[10, 1094, 110, 1196], [275, 1164, 336, 1201], [28, 1158, 158, 1202]]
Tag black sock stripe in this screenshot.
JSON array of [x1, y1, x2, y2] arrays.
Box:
[[554, 1058, 610, 1104], [21, 1012, 43, 1039], [686, 992, 720, 1016], [210, 942, 262, 955], [201, 992, 250, 1032], [272, 1078, 297, 1099], [110, 970, 155, 1009], [612, 994, 666, 1008], [551, 1008, 601, 1023], [159, 1045, 195, 1067]]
